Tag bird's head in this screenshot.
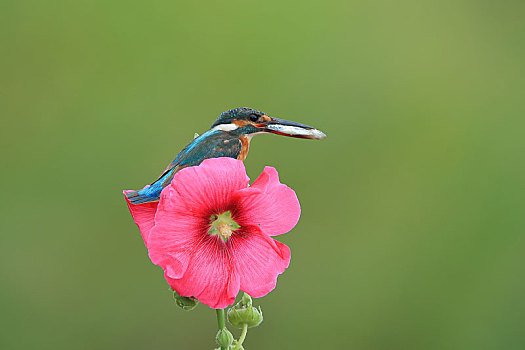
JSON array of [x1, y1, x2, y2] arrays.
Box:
[[210, 107, 327, 139]]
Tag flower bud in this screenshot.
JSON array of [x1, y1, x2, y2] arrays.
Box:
[[240, 293, 252, 308], [173, 290, 198, 311], [215, 328, 234, 348], [227, 294, 263, 329]]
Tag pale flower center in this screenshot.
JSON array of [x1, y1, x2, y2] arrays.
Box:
[[208, 210, 240, 242]]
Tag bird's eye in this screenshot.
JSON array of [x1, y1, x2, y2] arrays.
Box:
[[249, 114, 259, 122]]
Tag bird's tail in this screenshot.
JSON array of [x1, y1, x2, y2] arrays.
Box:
[[125, 190, 157, 204]]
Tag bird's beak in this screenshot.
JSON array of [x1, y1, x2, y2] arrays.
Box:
[[261, 117, 327, 140]]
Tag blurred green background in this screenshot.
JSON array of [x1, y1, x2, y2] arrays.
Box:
[[1, 0, 524, 349]]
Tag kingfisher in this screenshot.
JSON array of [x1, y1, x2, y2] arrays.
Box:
[[126, 107, 326, 204]]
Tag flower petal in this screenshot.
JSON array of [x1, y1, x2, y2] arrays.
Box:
[[163, 236, 240, 309], [231, 226, 291, 298], [234, 167, 300, 236], [123, 190, 158, 244], [147, 187, 203, 280], [163, 157, 250, 215]]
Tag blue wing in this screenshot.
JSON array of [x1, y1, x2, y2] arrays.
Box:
[[126, 130, 242, 204]]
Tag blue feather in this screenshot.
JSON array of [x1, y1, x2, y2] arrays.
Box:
[[126, 129, 243, 204]]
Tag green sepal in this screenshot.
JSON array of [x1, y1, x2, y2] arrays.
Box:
[[173, 290, 198, 311], [216, 328, 234, 348]]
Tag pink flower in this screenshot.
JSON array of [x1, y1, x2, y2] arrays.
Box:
[[123, 158, 300, 309]]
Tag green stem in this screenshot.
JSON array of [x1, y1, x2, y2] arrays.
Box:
[[216, 309, 226, 350], [233, 324, 248, 350]]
